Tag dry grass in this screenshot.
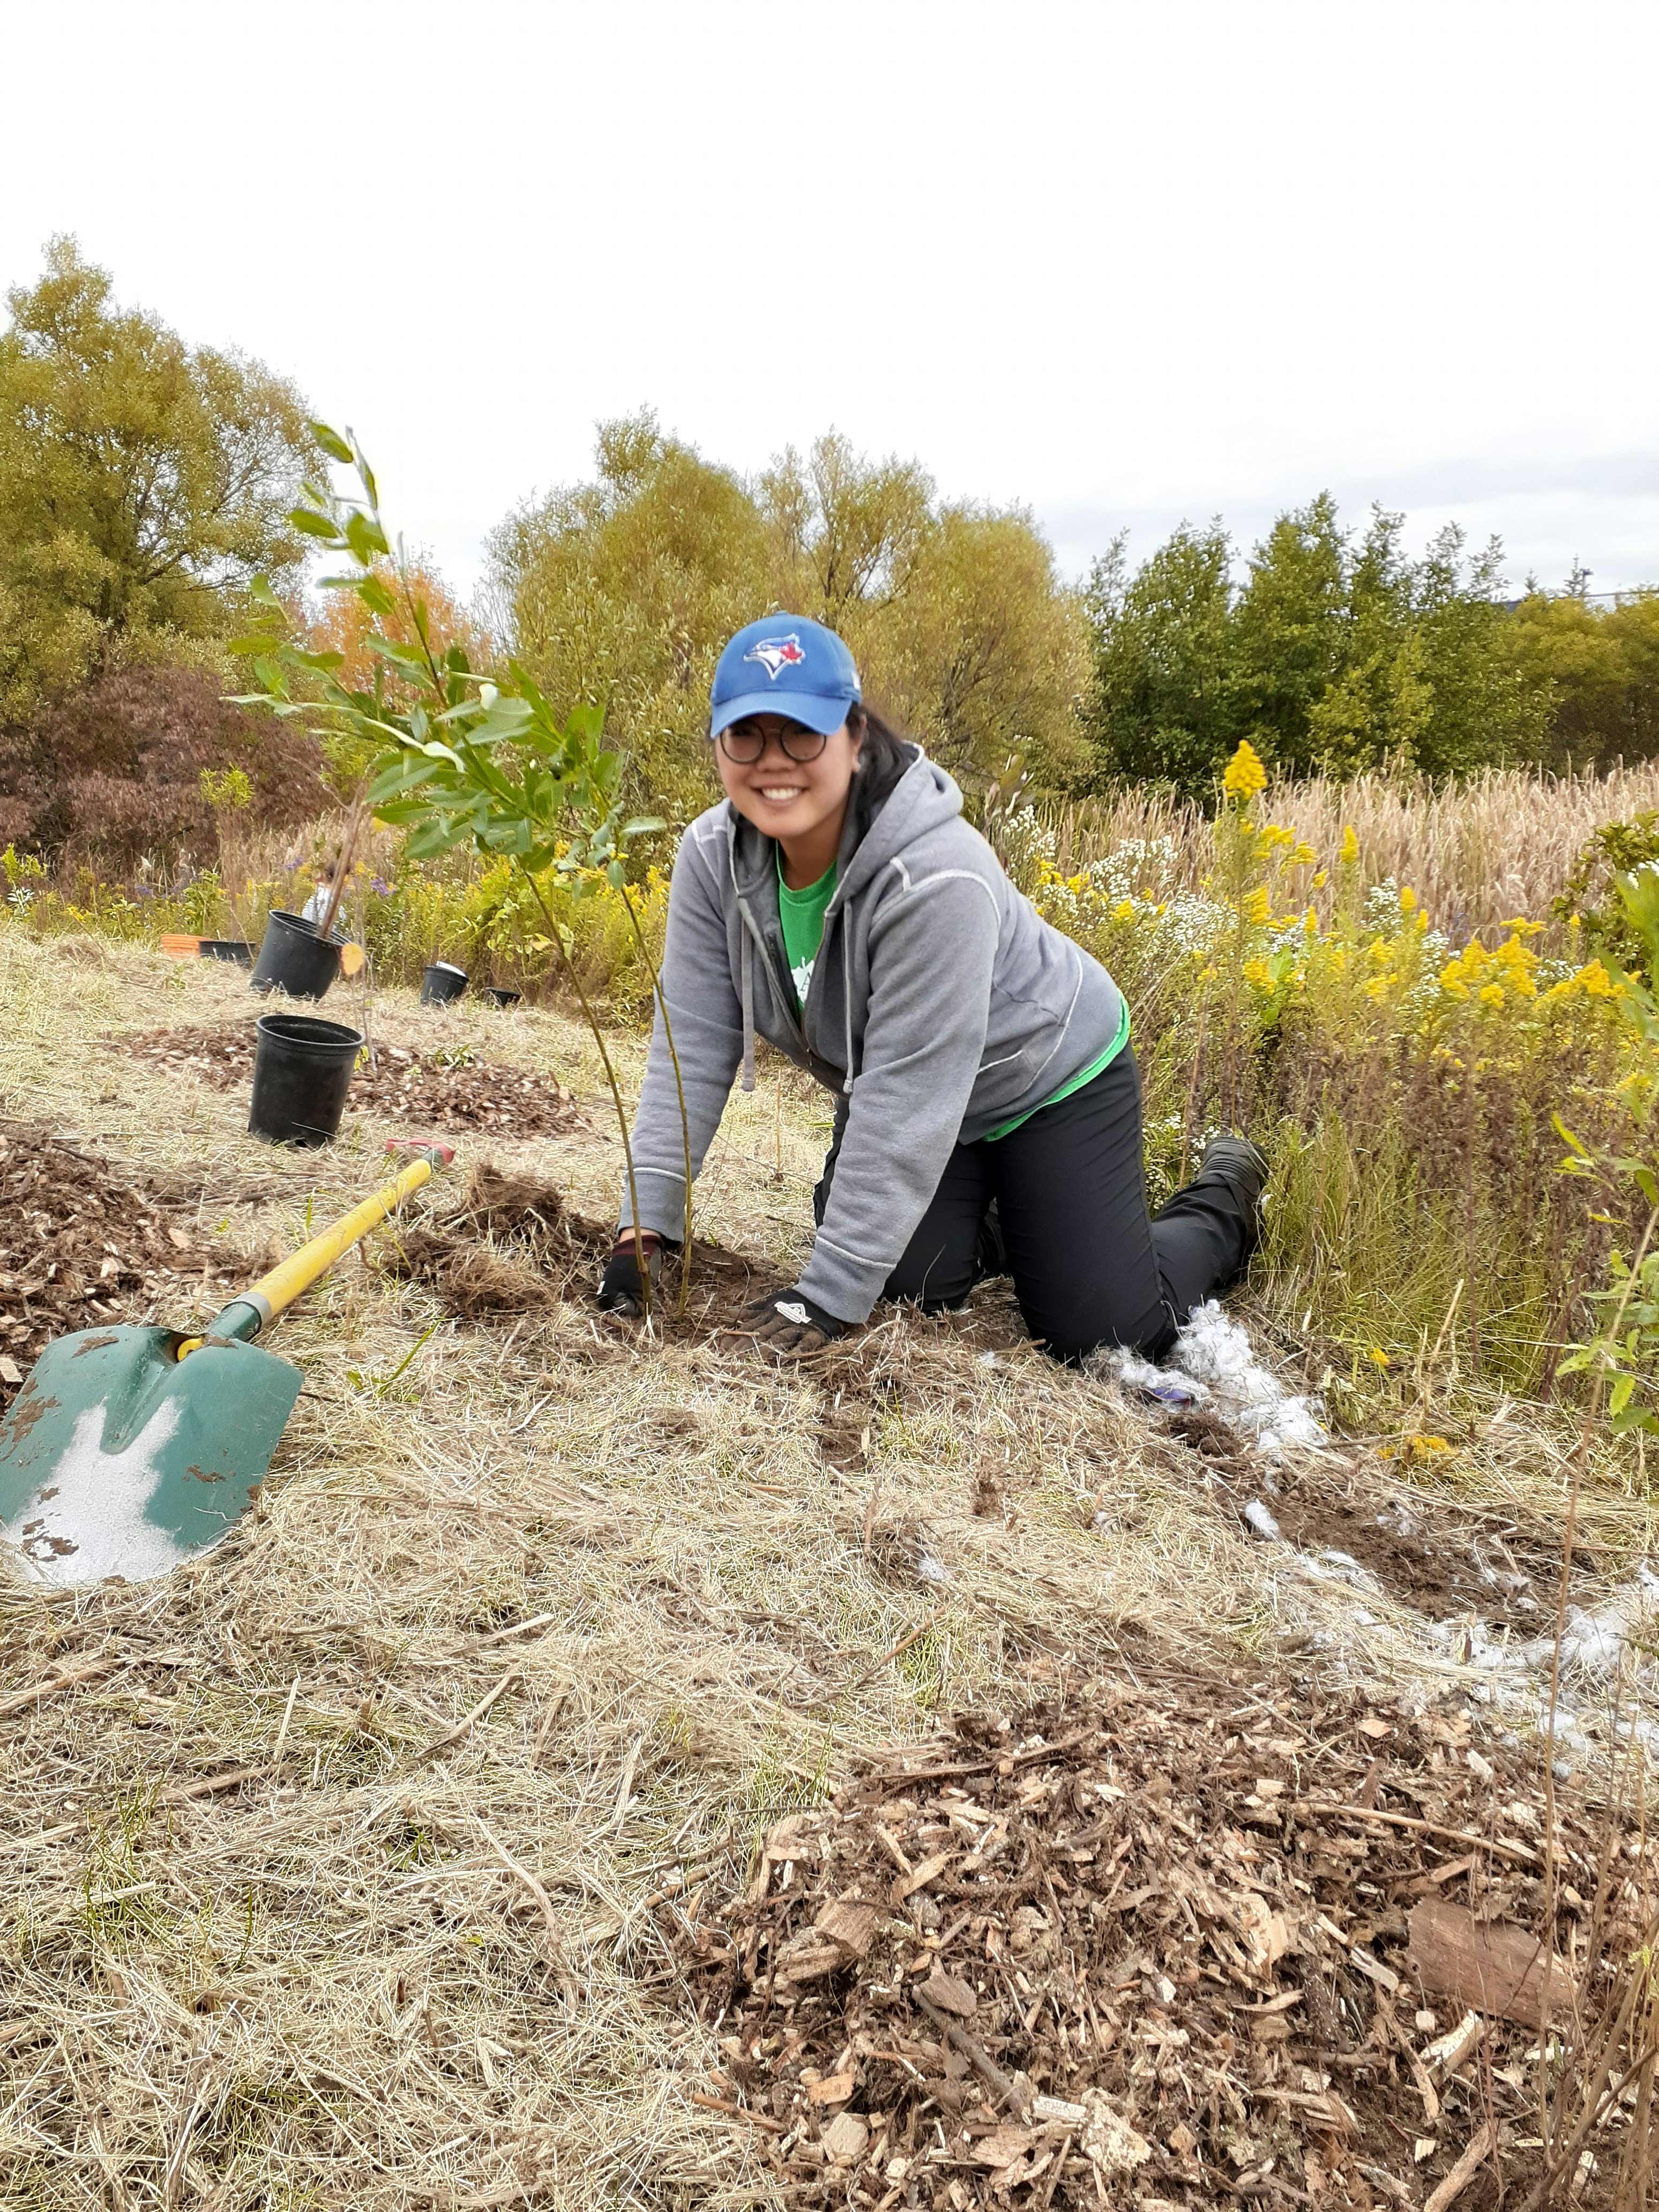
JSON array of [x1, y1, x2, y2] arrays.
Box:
[[0, 931, 1654, 2207], [1045, 758, 1659, 941]]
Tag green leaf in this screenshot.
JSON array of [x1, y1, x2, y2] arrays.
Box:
[[289, 506, 341, 541], [367, 757, 443, 804], [367, 636, 430, 678], [344, 509, 391, 565], [248, 576, 283, 609], [622, 816, 666, 837], [347, 430, 378, 510], [227, 634, 283, 656], [1609, 1372, 1636, 1417], [1551, 1112, 1594, 1162], [309, 421, 355, 464], [356, 573, 398, 618]]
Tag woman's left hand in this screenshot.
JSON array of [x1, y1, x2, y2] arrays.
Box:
[[743, 1289, 852, 1358]]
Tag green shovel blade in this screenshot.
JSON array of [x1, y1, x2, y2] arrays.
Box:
[[0, 1325, 302, 1588]]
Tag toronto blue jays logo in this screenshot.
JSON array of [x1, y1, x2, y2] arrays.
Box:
[[744, 633, 806, 681]]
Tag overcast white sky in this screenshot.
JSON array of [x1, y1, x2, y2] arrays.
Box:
[[6, 1, 1657, 600]]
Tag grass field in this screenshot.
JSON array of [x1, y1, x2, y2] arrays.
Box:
[[1, 927, 1655, 2207]]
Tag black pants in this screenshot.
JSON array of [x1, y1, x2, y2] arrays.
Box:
[[814, 1044, 1254, 1364]]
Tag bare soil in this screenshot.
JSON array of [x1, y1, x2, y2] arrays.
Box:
[[112, 1022, 585, 1140], [1154, 1401, 1559, 1631], [681, 1684, 1650, 2209]]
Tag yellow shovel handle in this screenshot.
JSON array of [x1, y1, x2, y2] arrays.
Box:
[[244, 1156, 434, 1326], [178, 1156, 438, 1357]]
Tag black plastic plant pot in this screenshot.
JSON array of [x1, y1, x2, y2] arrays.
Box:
[[487, 986, 522, 1008], [248, 1014, 364, 1147], [198, 939, 253, 967], [250, 909, 344, 1000], [421, 961, 468, 1006]]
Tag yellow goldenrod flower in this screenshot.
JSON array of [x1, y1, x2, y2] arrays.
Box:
[[1339, 825, 1359, 866], [1576, 959, 1616, 998], [1223, 739, 1268, 801], [1368, 1346, 1391, 1368], [1399, 886, 1417, 914], [1479, 982, 1505, 1006], [1368, 937, 1392, 965], [1243, 886, 1271, 925], [1199, 963, 1219, 982], [1114, 899, 1137, 922], [1290, 841, 1316, 866], [1242, 958, 1274, 991], [1312, 869, 1328, 888], [1364, 975, 1395, 1000]]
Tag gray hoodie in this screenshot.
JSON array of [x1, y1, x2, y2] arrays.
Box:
[[619, 748, 1124, 1323]]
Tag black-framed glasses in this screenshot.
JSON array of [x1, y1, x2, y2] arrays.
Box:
[[716, 721, 830, 765]]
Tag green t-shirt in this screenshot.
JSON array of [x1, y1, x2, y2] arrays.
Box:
[[981, 998, 1131, 1140], [776, 846, 1130, 1134], [777, 852, 837, 1008]]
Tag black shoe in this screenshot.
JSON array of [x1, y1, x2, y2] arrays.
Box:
[[1197, 1134, 1269, 1261], [1198, 1133, 1268, 1205]]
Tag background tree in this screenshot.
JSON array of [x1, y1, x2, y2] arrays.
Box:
[[0, 666, 323, 873], [1085, 495, 1556, 796], [1085, 523, 1237, 791], [1506, 587, 1659, 769], [491, 413, 772, 822], [307, 552, 492, 691], [493, 415, 1088, 821], [0, 237, 318, 721]]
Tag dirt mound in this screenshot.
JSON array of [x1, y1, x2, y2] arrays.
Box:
[[380, 1162, 784, 1334], [677, 1686, 1653, 2209], [114, 1025, 583, 1140], [378, 1162, 610, 1317], [0, 1126, 236, 1413]]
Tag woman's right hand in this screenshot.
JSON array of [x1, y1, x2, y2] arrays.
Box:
[[597, 1230, 663, 1316]]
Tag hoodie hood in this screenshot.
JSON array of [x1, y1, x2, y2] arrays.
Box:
[[724, 743, 959, 907], [726, 746, 962, 1095]]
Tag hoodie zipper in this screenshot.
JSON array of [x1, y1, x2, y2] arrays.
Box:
[[735, 888, 810, 1058]]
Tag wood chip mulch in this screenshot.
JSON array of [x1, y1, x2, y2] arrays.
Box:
[[111, 1025, 583, 1140], [676, 1686, 1655, 2209], [0, 1126, 236, 1413], [378, 1162, 780, 1335]]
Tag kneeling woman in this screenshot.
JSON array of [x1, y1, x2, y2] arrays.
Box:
[[599, 616, 1266, 1360]]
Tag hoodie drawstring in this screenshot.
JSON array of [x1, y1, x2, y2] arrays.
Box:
[[842, 923, 855, 1095], [739, 925, 756, 1093]]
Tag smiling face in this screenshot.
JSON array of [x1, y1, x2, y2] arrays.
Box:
[[715, 713, 863, 880]]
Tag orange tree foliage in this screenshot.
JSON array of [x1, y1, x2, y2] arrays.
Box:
[[307, 558, 491, 690]]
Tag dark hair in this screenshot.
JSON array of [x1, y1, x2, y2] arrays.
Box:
[[846, 702, 913, 812]]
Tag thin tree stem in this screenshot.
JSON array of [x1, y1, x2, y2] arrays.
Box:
[[618, 883, 695, 1317], [519, 866, 652, 1321]]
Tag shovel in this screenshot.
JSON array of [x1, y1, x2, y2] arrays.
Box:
[[0, 1140, 453, 1589]]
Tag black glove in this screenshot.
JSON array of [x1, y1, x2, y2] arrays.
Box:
[[743, 1288, 853, 1358], [597, 1235, 665, 1317]]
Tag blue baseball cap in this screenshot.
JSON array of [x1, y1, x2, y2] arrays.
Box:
[[709, 615, 861, 739]]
